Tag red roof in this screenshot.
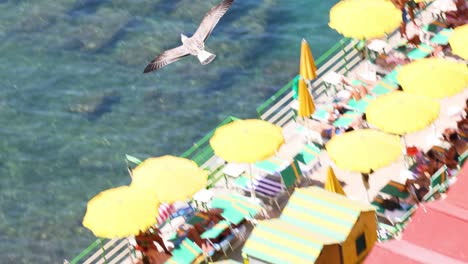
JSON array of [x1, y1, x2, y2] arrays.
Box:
[[364, 240, 422, 264], [364, 239, 468, 264], [398, 201, 468, 262], [366, 163, 468, 263], [445, 162, 468, 210]]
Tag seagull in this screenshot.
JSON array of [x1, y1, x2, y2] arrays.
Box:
[[143, 0, 235, 73]]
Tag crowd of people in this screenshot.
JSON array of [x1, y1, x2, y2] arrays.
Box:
[[400, 99, 468, 202]]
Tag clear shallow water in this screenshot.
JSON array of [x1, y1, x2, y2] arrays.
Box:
[[0, 0, 340, 262]]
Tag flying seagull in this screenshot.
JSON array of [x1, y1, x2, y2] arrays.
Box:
[[143, 0, 235, 73]]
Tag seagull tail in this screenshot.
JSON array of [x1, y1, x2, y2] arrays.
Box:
[[197, 50, 216, 65]]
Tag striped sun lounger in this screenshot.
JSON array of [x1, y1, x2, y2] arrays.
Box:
[[333, 111, 362, 128], [371, 79, 398, 96], [235, 175, 283, 198], [407, 43, 434, 60], [346, 95, 376, 113], [254, 157, 287, 175], [430, 28, 453, 45], [379, 180, 410, 199], [382, 66, 401, 85]]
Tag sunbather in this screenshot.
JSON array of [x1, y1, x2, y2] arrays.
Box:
[[405, 173, 430, 201], [135, 229, 172, 255], [135, 249, 171, 264], [446, 0, 468, 27]]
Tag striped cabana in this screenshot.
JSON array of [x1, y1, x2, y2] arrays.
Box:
[[242, 187, 377, 264]]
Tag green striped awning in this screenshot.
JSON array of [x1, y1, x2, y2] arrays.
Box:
[[242, 219, 332, 263], [280, 187, 374, 242]]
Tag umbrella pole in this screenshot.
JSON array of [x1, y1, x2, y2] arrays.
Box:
[[249, 164, 256, 201], [402, 135, 410, 168], [303, 117, 310, 144]]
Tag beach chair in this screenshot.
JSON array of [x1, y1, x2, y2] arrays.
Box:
[[333, 111, 362, 128], [293, 143, 322, 176], [430, 28, 453, 45], [429, 165, 449, 191], [407, 43, 434, 60], [165, 238, 204, 264], [210, 194, 264, 226], [235, 166, 299, 210], [201, 220, 235, 257], [458, 149, 468, 168], [379, 181, 410, 199], [382, 66, 401, 85], [394, 205, 418, 232], [254, 156, 287, 175], [370, 79, 398, 96], [346, 95, 376, 113], [279, 160, 303, 192], [371, 196, 386, 215], [377, 222, 398, 241]]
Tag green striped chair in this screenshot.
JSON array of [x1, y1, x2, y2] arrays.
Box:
[[371, 196, 386, 215], [429, 165, 449, 191], [280, 160, 303, 193], [293, 143, 321, 177], [165, 238, 204, 264], [407, 43, 434, 60], [379, 181, 410, 199], [458, 149, 468, 168]]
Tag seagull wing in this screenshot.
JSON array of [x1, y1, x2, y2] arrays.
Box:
[[143, 45, 190, 73], [192, 0, 234, 42]]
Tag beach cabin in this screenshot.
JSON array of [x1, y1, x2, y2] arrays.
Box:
[[242, 187, 377, 263]]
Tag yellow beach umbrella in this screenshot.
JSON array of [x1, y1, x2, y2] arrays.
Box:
[[297, 78, 315, 118], [449, 24, 468, 60], [82, 186, 159, 238], [366, 91, 440, 135], [324, 167, 346, 196], [329, 0, 402, 39], [209, 119, 284, 163], [131, 155, 208, 203], [398, 58, 468, 98], [326, 129, 401, 173], [300, 38, 317, 81]]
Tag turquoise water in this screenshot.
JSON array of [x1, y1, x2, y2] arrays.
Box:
[[0, 0, 341, 262]]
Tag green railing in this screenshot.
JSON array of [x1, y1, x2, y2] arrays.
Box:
[[68, 238, 131, 264]]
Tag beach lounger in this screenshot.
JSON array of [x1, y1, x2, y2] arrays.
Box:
[[294, 143, 322, 176], [312, 108, 331, 122], [430, 28, 453, 45], [346, 94, 376, 113], [371, 79, 398, 96], [202, 220, 246, 258], [458, 149, 468, 168], [254, 156, 287, 175], [407, 43, 434, 60], [379, 181, 410, 199], [371, 196, 386, 215], [234, 175, 284, 209], [210, 194, 263, 225], [421, 165, 449, 202], [235, 163, 299, 210], [430, 164, 449, 190], [382, 66, 401, 85], [333, 111, 362, 128], [165, 238, 204, 264]]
